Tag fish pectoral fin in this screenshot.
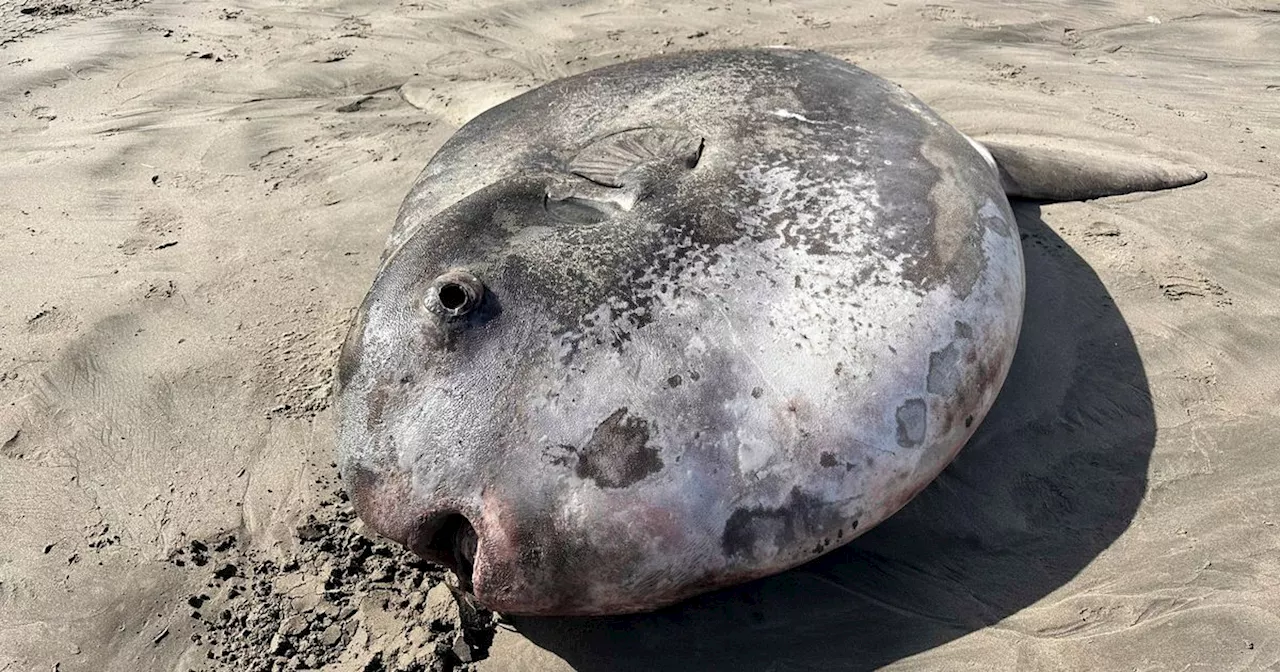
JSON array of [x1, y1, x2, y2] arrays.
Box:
[[544, 175, 638, 224], [569, 126, 704, 192], [969, 135, 1206, 202]]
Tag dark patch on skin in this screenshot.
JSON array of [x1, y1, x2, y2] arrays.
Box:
[[954, 320, 973, 339], [893, 128, 1001, 298], [667, 374, 682, 388], [965, 415, 974, 428], [819, 452, 838, 468], [365, 385, 390, 432], [545, 447, 575, 468], [721, 487, 842, 564], [927, 342, 962, 395], [751, 386, 764, 399], [565, 408, 664, 489], [895, 398, 927, 448]]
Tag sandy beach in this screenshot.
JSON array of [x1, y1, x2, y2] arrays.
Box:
[[1, 0, 1278, 670]]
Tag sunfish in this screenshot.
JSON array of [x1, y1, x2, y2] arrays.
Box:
[[334, 48, 1203, 616]]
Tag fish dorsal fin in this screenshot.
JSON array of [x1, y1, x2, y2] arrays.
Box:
[[968, 135, 1206, 202], [544, 127, 704, 224], [569, 126, 704, 190]]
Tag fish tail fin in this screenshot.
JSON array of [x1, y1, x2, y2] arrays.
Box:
[[965, 136, 1207, 202]]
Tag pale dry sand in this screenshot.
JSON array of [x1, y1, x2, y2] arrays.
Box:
[[1, 1, 1278, 670]]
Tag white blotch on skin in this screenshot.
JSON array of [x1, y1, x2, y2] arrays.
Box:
[[736, 434, 773, 474], [771, 109, 818, 123]]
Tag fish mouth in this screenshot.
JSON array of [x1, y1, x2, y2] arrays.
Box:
[[411, 511, 479, 592]]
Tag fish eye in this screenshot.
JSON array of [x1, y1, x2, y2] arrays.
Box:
[[428, 270, 484, 317]]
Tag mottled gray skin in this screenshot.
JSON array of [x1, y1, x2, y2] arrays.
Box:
[[335, 48, 1024, 616]]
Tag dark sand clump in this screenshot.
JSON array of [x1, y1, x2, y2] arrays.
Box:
[[167, 490, 496, 672]]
